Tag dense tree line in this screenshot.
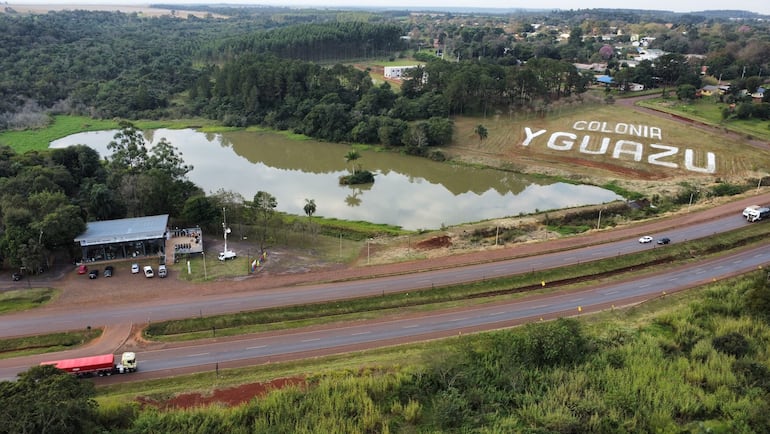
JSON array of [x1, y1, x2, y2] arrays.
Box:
[[207, 21, 406, 62], [2, 7, 769, 134], [0, 10, 206, 123], [190, 49, 589, 150], [0, 9, 393, 128], [190, 54, 455, 154], [0, 122, 196, 270]]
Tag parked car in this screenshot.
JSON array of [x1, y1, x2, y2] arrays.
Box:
[[638, 236, 653, 243], [78, 264, 88, 274], [12, 272, 22, 281], [131, 263, 140, 274], [143, 265, 154, 278], [657, 237, 671, 245], [88, 269, 99, 279], [218, 250, 236, 261], [104, 265, 114, 277], [157, 264, 167, 278]]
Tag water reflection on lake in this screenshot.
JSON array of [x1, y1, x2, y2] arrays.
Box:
[[50, 129, 622, 230]]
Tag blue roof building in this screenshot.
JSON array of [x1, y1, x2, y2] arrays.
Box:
[[74, 215, 169, 263], [596, 75, 614, 84]]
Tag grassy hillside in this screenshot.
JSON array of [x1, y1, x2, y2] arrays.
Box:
[[449, 101, 769, 184]]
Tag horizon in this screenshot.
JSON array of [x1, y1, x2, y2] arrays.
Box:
[[5, 1, 770, 16]]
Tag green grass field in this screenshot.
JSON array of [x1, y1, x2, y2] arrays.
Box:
[[0, 288, 57, 314], [0, 116, 219, 153], [638, 97, 770, 142]]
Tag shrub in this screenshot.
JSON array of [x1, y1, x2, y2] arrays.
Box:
[[339, 170, 375, 185], [432, 388, 469, 429], [710, 182, 748, 197], [520, 318, 590, 367], [712, 332, 750, 358], [732, 359, 770, 392]]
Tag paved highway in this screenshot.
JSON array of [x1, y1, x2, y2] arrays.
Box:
[[0, 213, 750, 337], [0, 210, 766, 380], [98, 243, 770, 376]]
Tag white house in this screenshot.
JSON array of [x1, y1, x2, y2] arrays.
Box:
[[635, 48, 665, 61], [383, 65, 419, 80]]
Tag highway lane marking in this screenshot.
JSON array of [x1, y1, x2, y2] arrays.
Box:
[[246, 345, 266, 350], [449, 317, 469, 322], [186, 353, 209, 357], [639, 283, 651, 288], [351, 331, 371, 336], [402, 324, 419, 328], [604, 290, 618, 295], [695, 269, 706, 274], [302, 338, 320, 342], [490, 311, 506, 316]]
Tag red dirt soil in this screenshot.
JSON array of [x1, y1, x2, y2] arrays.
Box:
[[137, 376, 306, 410], [416, 235, 452, 249]]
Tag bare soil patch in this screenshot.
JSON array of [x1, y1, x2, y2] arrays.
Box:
[[136, 376, 306, 410], [415, 235, 452, 249]]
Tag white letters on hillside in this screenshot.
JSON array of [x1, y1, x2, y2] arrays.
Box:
[[521, 121, 716, 174]]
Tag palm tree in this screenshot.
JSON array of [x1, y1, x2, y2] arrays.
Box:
[[344, 150, 361, 173], [303, 198, 317, 238]]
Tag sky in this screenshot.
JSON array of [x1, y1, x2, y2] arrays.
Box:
[[6, 1, 770, 16]]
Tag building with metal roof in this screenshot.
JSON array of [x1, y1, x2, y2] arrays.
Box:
[[74, 215, 169, 263], [596, 75, 614, 85]]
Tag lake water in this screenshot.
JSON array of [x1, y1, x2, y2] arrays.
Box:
[[50, 129, 623, 230]]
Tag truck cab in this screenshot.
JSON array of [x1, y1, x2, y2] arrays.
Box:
[[116, 352, 137, 373]]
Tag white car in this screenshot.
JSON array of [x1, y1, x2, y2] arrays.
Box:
[[638, 236, 653, 243], [158, 264, 167, 278], [218, 250, 236, 261], [131, 263, 140, 274], [143, 265, 154, 278]]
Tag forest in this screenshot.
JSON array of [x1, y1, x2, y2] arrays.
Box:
[[1, 5, 770, 272], [2, 7, 769, 134], [1, 4, 769, 272]]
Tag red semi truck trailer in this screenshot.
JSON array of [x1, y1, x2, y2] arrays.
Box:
[[41, 352, 137, 377]]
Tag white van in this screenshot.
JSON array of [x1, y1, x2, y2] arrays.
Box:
[[743, 205, 760, 218]]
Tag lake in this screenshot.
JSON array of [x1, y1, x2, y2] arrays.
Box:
[[50, 129, 623, 230]]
